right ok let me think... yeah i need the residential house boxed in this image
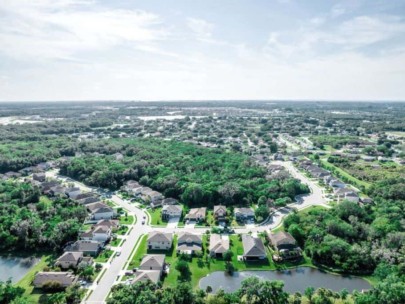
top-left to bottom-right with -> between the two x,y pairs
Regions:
50,185 -> 67,197
209,234 -> 230,257
94,219 -> 119,230
162,205 -> 182,220
33,173 -> 46,182
213,205 -> 227,222
185,207 -> 206,223
40,181 -> 59,195
86,202 -> 115,220
133,254 -> 166,284
147,231 -> 173,250
329,179 -> 345,188
268,232 -> 297,250
142,189 -> 164,204
80,225 -> 111,243
65,187 -> 81,199
77,196 -> 101,205
33,272 -> 77,288
177,232 -> 202,254
162,198 -> 178,205
234,208 -> 255,223
241,235 -> 266,260
65,240 -> 102,256
55,252 -> 84,269
334,187 -> 359,203
124,180 -> 143,195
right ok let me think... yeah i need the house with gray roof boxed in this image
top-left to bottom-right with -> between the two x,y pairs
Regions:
234,207 -> 255,223
147,231 -> 173,250
268,232 -> 297,250
132,254 -> 166,285
55,252 -> 83,269
162,205 -> 182,220
64,240 -> 102,256
33,272 -> 77,288
177,232 -> 202,254
242,235 -> 266,260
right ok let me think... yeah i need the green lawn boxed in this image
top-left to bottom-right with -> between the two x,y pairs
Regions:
148,208 -> 167,227
119,215 -> 135,225
110,238 -> 123,247
15,255 -> 53,304
115,225 -> 129,236
94,249 -> 114,263
127,235 -> 148,269
320,159 -> 371,189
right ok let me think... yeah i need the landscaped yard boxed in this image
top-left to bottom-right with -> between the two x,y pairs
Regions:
95,249 -> 114,263
115,225 -> 129,236
110,237 -> 123,247
119,215 -> 135,225
148,208 -> 167,227
16,255 -> 53,304
127,235 -> 148,269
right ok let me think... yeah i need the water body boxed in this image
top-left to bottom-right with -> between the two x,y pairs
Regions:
199,267 -> 371,294
0,256 -> 39,283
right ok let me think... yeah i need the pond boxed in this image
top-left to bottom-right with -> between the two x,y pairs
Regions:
199,267 -> 371,294
0,256 -> 39,283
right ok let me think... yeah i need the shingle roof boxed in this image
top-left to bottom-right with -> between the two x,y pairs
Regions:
209,234 -> 229,254
268,232 -> 296,247
242,235 -> 266,257
132,270 -> 161,284
148,231 -> 173,243
56,251 -> 83,263
177,232 -> 202,244
33,272 -> 77,287
139,254 -> 165,270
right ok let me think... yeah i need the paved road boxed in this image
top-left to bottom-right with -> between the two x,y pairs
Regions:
46,160 -> 330,303
85,195 -> 150,304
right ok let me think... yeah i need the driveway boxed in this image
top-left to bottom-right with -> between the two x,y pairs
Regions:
167,217 -> 180,228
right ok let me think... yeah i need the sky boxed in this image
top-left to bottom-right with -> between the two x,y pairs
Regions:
0,0 -> 405,102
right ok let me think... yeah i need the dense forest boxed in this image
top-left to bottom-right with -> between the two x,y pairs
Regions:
0,181 -> 87,251
59,138 -> 308,207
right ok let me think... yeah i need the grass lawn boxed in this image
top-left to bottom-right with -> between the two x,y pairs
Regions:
115,225 -> 129,236
119,215 -> 135,225
127,235 -> 148,269
16,255 -> 53,304
148,208 -> 167,227
110,238 -> 123,247
320,159 -> 371,189
95,249 -> 114,263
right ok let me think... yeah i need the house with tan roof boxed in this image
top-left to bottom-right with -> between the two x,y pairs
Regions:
132,254 -> 166,285
209,234 -> 230,257
55,252 -> 83,269
268,232 -> 297,250
185,207 -> 206,223
213,205 -> 227,222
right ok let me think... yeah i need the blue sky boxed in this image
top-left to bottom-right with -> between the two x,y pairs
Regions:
0,0 -> 404,101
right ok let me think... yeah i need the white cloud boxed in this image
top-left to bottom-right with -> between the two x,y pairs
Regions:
0,0 -> 166,60
186,18 -> 214,40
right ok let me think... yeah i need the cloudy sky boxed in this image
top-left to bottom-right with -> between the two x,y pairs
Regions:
0,0 -> 405,101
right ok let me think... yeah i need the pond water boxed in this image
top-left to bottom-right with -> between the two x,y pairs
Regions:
199,267 -> 371,294
0,256 -> 39,283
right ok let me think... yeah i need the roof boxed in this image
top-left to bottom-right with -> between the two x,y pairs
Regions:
162,198 -> 178,205
148,231 -> 173,243
95,219 -> 119,228
242,235 -> 266,257
177,232 -> 202,245
162,205 -> 182,213
234,207 -> 254,216
93,225 -> 111,234
139,254 -> 165,270
209,234 -> 230,254
213,205 -> 227,214
56,251 -> 83,263
268,232 -> 296,247
33,272 -> 76,287
186,207 -> 206,219
67,240 -> 101,252
132,270 -> 161,284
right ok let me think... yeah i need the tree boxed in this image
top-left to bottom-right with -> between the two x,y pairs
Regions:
223,250 -> 234,262
0,280 -> 25,304
175,260 -> 190,280
225,262 -> 235,275
255,205 -> 269,222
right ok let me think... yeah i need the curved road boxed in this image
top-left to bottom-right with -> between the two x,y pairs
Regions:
48,160 -> 330,303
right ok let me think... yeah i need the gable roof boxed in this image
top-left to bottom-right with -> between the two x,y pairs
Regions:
177,232 -> 202,244
242,235 -> 266,257
148,231 -> 173,243
139,254 -> 165,270
213,205 -> 227,214
234,207 -> 254,216
209,234 -> 230,254
132,270 -> 161,284
56,251 -> 83,263
162,205 -> 182,213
